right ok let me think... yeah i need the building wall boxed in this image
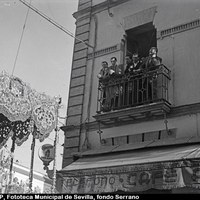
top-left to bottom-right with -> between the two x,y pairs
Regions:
82,0 -> 200,124
63,0 -> 200,167
159,28 -> 200,106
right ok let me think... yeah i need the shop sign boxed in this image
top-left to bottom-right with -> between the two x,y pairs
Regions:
63,163 -> 200,193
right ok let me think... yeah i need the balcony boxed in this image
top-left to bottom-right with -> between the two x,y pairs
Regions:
94,64 -> 171,124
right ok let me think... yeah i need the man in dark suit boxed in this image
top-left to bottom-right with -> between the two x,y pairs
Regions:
97,61 -> 110,80
109,57 -> 123,76
132,52 -> 143,74
109,57 -> 124,109
97,61 -> 110,112
124,55 -> 133,75
131,52 -> 144,105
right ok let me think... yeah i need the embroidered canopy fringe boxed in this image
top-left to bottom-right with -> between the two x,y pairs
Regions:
0,71 -> 60,148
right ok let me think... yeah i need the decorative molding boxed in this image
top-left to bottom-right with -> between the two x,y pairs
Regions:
158,19 -> 200,39
87,44 -> 121,59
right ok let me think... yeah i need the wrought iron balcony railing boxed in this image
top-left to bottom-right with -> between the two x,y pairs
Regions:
97,64 -> 171,114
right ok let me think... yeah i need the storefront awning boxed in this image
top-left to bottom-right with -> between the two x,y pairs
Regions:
60,144 -> 200,193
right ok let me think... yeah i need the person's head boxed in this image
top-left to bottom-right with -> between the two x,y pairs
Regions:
132,52 -> 139,63
149,47 -> 158,57
101,61 -> 108,68
110,57 -> 117,66
125,55 -> 132,65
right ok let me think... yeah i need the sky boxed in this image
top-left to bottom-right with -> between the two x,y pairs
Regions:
0,0 -> 78,175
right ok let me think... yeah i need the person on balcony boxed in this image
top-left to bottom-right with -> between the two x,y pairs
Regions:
145,47 -> 162,71
132,52 -> 143,75
124,53 -> 138,105
109,57 -> 123,110
97,61 -> 110,80
124,55 -> 133,106
131,52 -> 144,105
141,47 -> 163,102
109,57 -> 123,76
124,55 -> 133,75
97,61 -> 111,112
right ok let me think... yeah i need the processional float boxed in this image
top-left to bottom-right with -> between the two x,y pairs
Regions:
0,71 -> 61,193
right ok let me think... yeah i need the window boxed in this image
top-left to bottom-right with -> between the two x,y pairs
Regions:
125,22 -> 157,57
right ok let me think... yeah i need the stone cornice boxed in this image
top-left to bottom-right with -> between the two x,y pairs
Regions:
73,0 -> 131,20
74,11 -> 91,23
73,2 -> 200,39
61,102 -> 200,132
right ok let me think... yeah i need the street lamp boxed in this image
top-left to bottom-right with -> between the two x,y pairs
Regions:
38,97 -> 62,193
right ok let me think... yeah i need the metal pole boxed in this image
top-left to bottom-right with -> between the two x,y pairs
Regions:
29,130 -> 36,193
51,127 -> 58,193
6,131 -> 16,193
51,97 -> 61,194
